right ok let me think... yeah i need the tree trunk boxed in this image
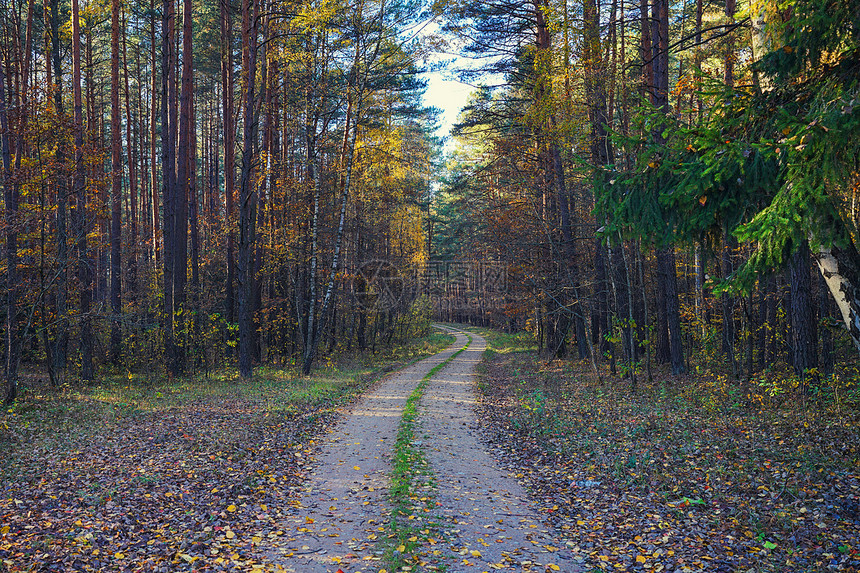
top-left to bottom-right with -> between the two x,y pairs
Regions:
110,0 -> 123,363
584,0 -> 615,368
150,0 -> 159,264
190,90 -> 201,367
814,242 -> 860,355
161,0 -> 177,373
71,0 -> 93,382
173,0 -> 192,374
656,248 -> 684,373
720,240 -> 738,375
1,61 -> 19,403
222,0 -> 236,329
650,0 -> 684,373
50,0 -> 68,376
237,0 -> 260,378
818,273 -> 834,376
790,240 -> 818,390
122,5 -> 138,299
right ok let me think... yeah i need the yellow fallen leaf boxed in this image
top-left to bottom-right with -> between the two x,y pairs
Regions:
548,565 -> 561,571
227,504 -> 237,513
252,536 -> 262,544
637,555 -> 647,563
397,544 -> 406,552
114,552 -> 125,560
353,466 -> 361,471
225,530 -> 235,539
470,550 -> 482,557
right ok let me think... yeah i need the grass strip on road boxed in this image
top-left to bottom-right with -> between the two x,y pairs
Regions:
386,330 -> 472,572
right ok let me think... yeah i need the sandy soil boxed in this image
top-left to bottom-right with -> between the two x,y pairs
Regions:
265,333 -> 468,572
419,328 -> 584,572
266,326 -> 582,572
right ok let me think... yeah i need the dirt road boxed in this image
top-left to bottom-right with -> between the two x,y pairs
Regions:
420,327 -> 583,572
267,326 -> 581,572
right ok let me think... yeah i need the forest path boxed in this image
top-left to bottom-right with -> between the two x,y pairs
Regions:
266,325 -> 582,572
264,328 -> 468,572
418,327 -> 583,572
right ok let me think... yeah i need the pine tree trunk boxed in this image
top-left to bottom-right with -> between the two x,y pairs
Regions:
122,6 -> 138,299
237,0 -> 259,378
110,0 -> 123,363
71,0 -> 93,382
50,0 -> 68,376
173,0 -> 192,374
149,0 -> 159,264
654,256 -> 670,364
658,248 -> 684,374
650,0 -> 684,373
161,0 -> 177,373
222,0 -> 236,329
190,90 -> 201,367
1,61 -> 19,403
790,240 -> 818,390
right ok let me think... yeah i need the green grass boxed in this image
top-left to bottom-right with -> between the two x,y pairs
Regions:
385,332 -> 471,571
466,326 -> 536,355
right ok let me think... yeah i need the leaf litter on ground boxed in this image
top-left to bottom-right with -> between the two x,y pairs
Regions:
473,330 -> 860,573
0,333 -> 451,572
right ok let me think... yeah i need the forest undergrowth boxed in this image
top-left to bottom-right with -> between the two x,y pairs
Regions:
0,332 -> 453,572
473,328 -> 860,573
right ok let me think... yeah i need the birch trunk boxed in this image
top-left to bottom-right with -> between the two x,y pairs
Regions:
815,244 -> 860,354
